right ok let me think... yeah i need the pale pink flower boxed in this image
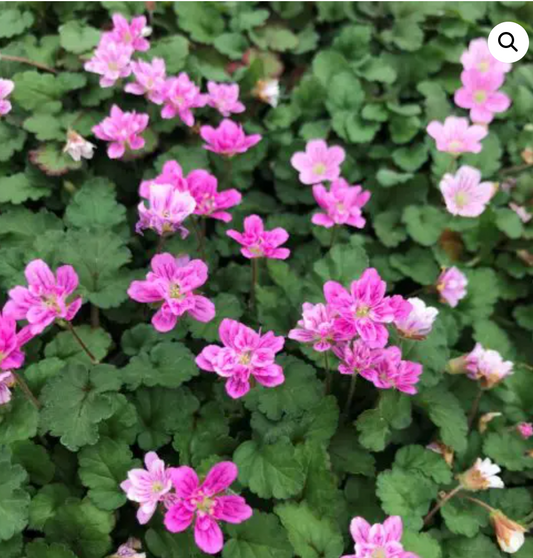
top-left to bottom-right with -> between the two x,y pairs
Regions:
0,311 -> 33,373
63,129 -> 96,162
395,297 -> 439,340
312,179 -> 371,229
121,452 -> 172,525
491,510 -> 526,554
0,79 -> 14,116
459,457 -> 504,490
426,116 -> 488,155
186,170 -> 242,222
206,82 -> 245,117
125,58 -> 167,103
164,462 -> 252,555
84,37 -> 133,88
440,166 -> 494,218
0,371 -> 15,406
342,516 -> 420,558
455,70 -> 511,124
324,268 -> 405,348
360,346 -> 422,395
288,303 -> 339,352
196,318 -> 285,399
291,140 -> 345,185
127,254 -> 215,332
160,73 -> 206,126
509,202 -> 532,224
106,13 -> 151,52
139,160 -> 188,198
461,38 -> 511,75
200,119 -> 262,157
253,79 -> 280,108
227,215 -> 290,260
110,538 -> 146,558
466,343 -> 513,389
93,105 -> 149,159
517,422 -> 533,439
437,267 -> 468,308
5,260 -> 82,335
136,184 -> 196,237
332,339 -> 381,376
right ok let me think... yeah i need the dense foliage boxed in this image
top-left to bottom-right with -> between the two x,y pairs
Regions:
1,2 -> 533,558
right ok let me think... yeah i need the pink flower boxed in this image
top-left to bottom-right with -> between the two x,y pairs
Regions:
125,58 -> 167,103
160,73 -> 206,126
206,82 -> 245,117
0,79 -> 14,116
288,303 -> 339,352
127,254 -> 215,332
455,70 -> 511,124
200,119 -> 262,157
136,184 -> 196,237
0,310 -> 33,372
333,339 -> 381,376
312,179 -> 371,229
440,166 -> 494,217
395,297 -> 439,340
187,170 -> 242,222
461,38 -> 511,75
0,371 -> 15,406
196,318 -> 285,399
342,516 -> 420,558
106,13 -> 151,52
291,140 -> 345,185
121,452 -> 172,525
93,105 -> 149,159
437,267 -> 468,308
227,215 -> 290,260
465,343 -> 513,389
509,202 -> 532,224
164,462 -> 252,555
426,116 -> 488,155
517,422 -> 533,439
84,37 -> 133,88
139,160 -> 188,198
5,260 -> 82,335
324,268 -> 404,348
360,346 -> 423,395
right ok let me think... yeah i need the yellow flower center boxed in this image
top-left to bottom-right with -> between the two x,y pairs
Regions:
448,140 -> 463,153
239,351 -> 252,365
108,62 -> 119,72
313,163 -> 326,176
152,481 -> 164,493
0,351 -> 4,363
477,61 -> 490,73
455,191 -> 469,208
197,496 -> 215,514
169,284 -> 182,299
356,305 -> 370,317
372,548 -> 387,558
474,90 -> 487,103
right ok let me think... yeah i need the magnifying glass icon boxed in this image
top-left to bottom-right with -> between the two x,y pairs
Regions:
498,31 -> 518,52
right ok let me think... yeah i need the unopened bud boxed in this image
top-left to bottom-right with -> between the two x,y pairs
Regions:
490,511 -> 526,554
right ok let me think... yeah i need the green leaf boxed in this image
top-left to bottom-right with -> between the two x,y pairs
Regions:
41,363 -> 122,451
0,122 -> 27,161
0,173 -> 50,204
29,484 -> 71,531
390,247 -> 439,285
188,293 -> 243,342
25,541 -> 78,558
11,441 -> 55,486
313,50 -> 350,86
59,21 -> 100,54
214,33 -> 249,60
45,326 -> 112,365
0,447 -> 30,541
275,502 -> 343,558
175,3 -> 225,44
250,25 -> 298,53
441,496 -> 488,536
329,427 -> 376,477
233,438 -> 306,499
377,169 -> 414,187
150,36 -> 190,73
445,534 -> 501,558
0,8 -> 34,38
30,143 -> 82,176
123,341 -> 199,389
374,210 -> 408,248
146,526 -> 202,558
402,531 -> 442,558
0,397 -> 39,445
394,445 -> 453,484
392,142 -> 429,172
483,431 -> 533,472
326,73 -> 364,113
78,437 -> 138,510
23,113 -> 65,141
313,238 -> 369,286
495,207 -> 524,239
44,498 -> 114,558
402,205 -> 447,247
223,512 -> 293,558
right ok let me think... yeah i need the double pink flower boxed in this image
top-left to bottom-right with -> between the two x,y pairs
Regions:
125,58 -> 167,104
128,254 -> 215,332
160,73 -> 207,126
200,119 -> 262,157
291,140 -> 345,185
206,82 -> 245,117
196,318 -> 285,398
227,215 -> 290,260
426,116 -> 487,155
0,79 -> 15,116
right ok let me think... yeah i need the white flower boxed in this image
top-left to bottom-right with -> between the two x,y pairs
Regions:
254,79 -> 280,108
491,511 -> 526,554
141,26 -> 152,38
466,344 -> 513,389
63,130 -> 96,162
395,297 -> 439,339
460,457 -> 505,491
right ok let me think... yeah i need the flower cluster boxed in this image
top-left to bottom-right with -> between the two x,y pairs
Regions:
291,140 -> 371,230
465,343 -> 514,389
122,454 -> 252,555
289,268 -> 432,395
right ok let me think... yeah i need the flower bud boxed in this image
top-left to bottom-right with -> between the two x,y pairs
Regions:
446,355 -> 468,375
458,458 -> 504,491
478,412 -> 502,433
490,511 -> 526,554
426,441 -> 455,467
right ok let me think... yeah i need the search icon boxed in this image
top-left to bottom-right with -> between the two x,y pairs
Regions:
498,31 -> 518,52
489,22 -> 529,63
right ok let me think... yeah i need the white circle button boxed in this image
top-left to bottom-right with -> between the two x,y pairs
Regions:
488,22 -> 529,64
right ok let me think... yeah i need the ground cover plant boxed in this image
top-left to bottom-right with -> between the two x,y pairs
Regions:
1,1 -> 533,557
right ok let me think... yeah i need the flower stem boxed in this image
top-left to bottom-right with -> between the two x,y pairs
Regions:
423,485 -> 463,526
156,234 -> 167,254
12,370 -> 41,410
324,351 -> 331,395
330,226 -> 338,248
461,495 -> 496,514
467,387 -> 484,433
343,372 -> 358,416
90,305 -> 100,329
500,162 -> 533,177
66,322 -> 99,364
190,219 -> 207,260
0,53 -> 58,74
250,258 -> 259,309
224,156 -> 233,189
